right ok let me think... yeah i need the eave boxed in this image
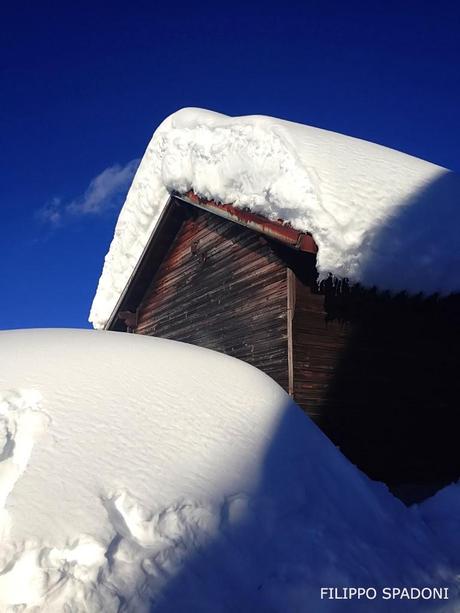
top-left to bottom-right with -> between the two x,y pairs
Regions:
179,191 -> 318,254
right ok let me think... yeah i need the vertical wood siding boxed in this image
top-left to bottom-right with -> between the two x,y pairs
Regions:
135,208 -> 290,390
292,278 -> 350,421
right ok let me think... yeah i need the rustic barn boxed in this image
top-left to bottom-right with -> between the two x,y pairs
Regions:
103,190 -> 460,498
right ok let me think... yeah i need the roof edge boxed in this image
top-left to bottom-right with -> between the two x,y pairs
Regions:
177,191 -> 318,254
104,196 -> 174,330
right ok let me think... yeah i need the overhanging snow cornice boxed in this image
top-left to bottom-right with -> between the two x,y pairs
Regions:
104,196 -> 177,330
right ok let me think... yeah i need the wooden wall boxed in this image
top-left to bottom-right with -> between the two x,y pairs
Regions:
292,279 -> 350,420
134,208 -> 290,391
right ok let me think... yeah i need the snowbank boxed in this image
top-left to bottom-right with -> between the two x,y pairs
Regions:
89,108 -> 460,329
0,328 -> 459,611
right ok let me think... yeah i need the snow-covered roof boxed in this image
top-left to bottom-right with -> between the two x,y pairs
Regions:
89,108 -> 460,329
1,328 -> 459,610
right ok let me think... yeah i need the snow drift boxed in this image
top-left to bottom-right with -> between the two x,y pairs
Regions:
89,108 -> 460,329
0,328 -> 459,611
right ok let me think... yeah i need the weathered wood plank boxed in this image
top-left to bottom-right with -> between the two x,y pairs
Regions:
134,208 -> 290,390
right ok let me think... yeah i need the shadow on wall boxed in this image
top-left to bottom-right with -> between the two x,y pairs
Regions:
145,399 -> 455,612
314,170 -> 460,499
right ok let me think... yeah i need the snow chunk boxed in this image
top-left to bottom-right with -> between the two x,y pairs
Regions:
89,108 -> 460,328
0,328 -> 459,611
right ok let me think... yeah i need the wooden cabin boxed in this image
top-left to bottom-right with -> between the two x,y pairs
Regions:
106,191 -> 460,498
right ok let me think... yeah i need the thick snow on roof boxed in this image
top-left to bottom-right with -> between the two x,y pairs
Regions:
89,108 -> 460,329
0,328 -> 459,611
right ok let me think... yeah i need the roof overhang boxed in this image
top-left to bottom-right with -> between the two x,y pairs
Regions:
179,191 -> 318,254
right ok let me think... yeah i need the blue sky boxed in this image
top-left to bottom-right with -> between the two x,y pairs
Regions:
2,0 -> 460,329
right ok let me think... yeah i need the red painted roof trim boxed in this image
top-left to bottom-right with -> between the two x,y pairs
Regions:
178,191 -> 318,254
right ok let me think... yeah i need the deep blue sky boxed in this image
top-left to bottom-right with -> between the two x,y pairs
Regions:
2,0 -> 459,329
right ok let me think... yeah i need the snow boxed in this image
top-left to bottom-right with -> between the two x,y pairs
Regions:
0,327 -> 459,611
89,108 -> 460,329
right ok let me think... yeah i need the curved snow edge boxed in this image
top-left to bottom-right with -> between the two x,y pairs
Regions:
89,107 -> 460,329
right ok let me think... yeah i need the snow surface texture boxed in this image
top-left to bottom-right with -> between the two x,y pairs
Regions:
90,108 -> 460,328
1,328 -> 460,611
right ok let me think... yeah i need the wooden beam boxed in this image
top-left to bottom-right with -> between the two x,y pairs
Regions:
287,268 -> 296,396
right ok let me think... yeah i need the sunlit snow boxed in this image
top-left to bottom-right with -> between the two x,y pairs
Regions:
90,108 -> 460,329
0,329 -> 459,611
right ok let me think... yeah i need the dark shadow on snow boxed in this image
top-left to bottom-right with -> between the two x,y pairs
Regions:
145,399 -> 458,612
